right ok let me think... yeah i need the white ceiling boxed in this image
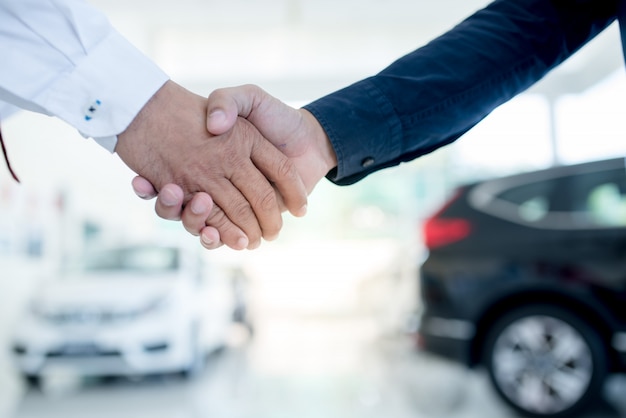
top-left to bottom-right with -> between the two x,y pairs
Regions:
93,0 -> 493,29
90,0 -> 623,102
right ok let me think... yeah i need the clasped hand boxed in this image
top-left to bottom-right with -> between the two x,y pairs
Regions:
126,83 -> 337,250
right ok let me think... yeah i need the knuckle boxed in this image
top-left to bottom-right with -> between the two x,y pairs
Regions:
238,118 -> 254,137
230,200 -> 254,223
241,83 -> 258,93
257,188 -> 278,213
275,157 -> 297,181
205,206 -> 230,229
228,201 -> 261,243
209,87 -> 227,100
204,209 -> 244,250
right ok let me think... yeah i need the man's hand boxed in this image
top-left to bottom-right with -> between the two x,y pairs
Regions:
132,84 -> 338,249
205,85 -> 337,195
116,81 -> 308,250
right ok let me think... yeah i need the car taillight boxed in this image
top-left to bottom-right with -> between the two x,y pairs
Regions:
423,217 -> 471,249
422,190 -> 471,249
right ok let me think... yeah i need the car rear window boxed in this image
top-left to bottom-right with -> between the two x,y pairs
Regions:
496,167 -> 626,228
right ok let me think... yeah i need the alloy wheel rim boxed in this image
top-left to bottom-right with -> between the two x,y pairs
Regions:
491,315 -> 593,415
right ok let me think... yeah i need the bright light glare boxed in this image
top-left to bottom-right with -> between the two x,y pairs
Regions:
557,70 -> 626,164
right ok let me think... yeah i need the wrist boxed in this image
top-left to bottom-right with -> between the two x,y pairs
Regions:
300,109 -> 337,175
115,80 -> 187,189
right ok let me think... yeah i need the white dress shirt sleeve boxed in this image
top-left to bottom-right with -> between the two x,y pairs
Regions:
0,0 -> 169,152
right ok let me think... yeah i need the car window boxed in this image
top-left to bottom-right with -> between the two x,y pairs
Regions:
497,178 -> 557,207
481,164 -> 626,229
517,196 -> 550,222
563,167 -> 626,228
497,178 -> 558,223
587,182 -> 626,227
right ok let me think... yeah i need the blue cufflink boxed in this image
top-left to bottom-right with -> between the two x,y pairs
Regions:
84,99 -> 102,121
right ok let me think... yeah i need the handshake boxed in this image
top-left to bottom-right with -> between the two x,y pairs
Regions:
116,82 -> 338,251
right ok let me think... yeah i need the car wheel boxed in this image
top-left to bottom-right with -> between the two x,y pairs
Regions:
483,305 -> 607,418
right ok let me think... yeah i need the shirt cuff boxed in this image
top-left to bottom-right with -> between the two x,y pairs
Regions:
91,135 -> 118,153
303,78 -> 403,186
39,31 -> 169,151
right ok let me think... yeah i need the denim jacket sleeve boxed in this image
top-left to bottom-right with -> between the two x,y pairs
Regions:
303,0 -> 618,185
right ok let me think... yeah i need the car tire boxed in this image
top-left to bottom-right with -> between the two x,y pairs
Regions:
483,304 -> 607,418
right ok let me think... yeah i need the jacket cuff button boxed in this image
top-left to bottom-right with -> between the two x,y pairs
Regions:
361,157 -> 375,168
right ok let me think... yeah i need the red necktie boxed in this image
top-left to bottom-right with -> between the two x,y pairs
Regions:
0,126 -> 20,182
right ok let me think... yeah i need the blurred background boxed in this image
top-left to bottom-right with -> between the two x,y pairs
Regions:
2,0 -> 626,417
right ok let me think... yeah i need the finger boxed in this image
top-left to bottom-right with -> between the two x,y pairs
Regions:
154,184 -> 185,221
199,226 -> 223,250
228,165 -> 283,242
225,121 -> 284,241
181,193 -> 214,236
132,176 -> 158,200
181,195 -> 225,250
251,137 -> 308,217
182,194 -> 251,251
203,202 -> 252,250
208,175 -> 265,249
207,88 -> 308,217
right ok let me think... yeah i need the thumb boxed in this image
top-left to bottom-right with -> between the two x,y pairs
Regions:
206,85 -> 264,135
206,107 -> 238,136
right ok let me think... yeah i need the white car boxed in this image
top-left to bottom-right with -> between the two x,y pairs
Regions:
11,243 -> 238,386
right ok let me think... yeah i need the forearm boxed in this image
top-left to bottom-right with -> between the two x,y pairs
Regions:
0,0 -> 168,150
304,0 -> 617,185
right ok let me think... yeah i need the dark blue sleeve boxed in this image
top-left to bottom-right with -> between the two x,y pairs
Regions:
303,0 -> 618,185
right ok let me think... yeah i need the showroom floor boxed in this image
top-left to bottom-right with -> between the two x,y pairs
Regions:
4,314 -> 626,418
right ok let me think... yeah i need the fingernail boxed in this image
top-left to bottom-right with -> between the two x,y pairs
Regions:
297,204 -> 307,217
191,198 -> 208,215
201,233 -> 213,247
135,189 -> 149,199
208,109 -> 226,126
161,188 -> 179,207
236,236 -> 249,250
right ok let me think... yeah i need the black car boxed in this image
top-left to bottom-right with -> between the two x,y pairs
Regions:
417,157 -> 626,418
